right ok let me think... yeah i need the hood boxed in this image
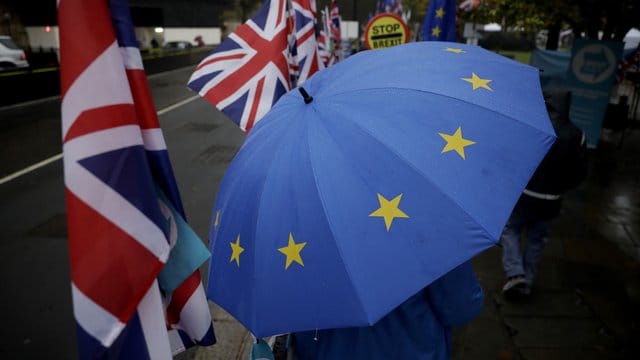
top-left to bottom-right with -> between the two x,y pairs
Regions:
543,88 -> 571,125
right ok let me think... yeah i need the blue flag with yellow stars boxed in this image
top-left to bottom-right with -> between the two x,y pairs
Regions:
420,0 -> 457,41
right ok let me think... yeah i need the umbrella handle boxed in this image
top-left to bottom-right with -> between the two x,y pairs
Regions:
298,87 -> 313,104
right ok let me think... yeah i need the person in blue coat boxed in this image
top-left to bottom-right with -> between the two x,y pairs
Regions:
291,261 -> 484,359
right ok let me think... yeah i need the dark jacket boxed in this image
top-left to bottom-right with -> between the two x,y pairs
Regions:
516,88 -> 588,221
292,261 -> 484,360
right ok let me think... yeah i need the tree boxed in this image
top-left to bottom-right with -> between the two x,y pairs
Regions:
457,0 -> 639,50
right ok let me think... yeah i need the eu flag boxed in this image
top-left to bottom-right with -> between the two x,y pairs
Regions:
420,0 -> 457,41
205,42 -> 556,338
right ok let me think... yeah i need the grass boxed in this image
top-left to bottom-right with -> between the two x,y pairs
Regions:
496,50 -> 532,65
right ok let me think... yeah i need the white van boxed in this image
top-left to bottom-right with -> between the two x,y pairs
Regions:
0,35 -> 29,69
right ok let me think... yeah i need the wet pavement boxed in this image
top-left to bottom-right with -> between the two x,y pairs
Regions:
453,125 -> 640,360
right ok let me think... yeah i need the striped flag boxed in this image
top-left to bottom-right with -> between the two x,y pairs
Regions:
291,0 -> 324,85
459,0 -> 483,12
320,7 -> 337,67
188,0 -> 292,132
376,0 -> 411,23
329,0 -> 342,61
317,26 -> 333,68
60,0 -> 214,358
109,0 -> 216,352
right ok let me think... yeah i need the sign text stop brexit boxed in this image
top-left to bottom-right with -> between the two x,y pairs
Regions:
364,13 -> 409,50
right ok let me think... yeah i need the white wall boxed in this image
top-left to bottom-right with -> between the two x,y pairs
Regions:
163,27 -> 221,46
341,21 -> 359,40
135,27 -> 157,48
25,26 -> 60,50
25,25 -> 222,50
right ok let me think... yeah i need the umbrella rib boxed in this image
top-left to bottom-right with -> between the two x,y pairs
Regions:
250,109 -> 303,326
321,95 -> 500,244
321,86 -> 551,137
304,105 -> 371,322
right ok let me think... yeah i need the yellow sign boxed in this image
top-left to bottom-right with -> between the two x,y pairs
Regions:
364,13 -> 409,50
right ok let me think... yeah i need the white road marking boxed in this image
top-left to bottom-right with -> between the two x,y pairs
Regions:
0,95 -> 200,185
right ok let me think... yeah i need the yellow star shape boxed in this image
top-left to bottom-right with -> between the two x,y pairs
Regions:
435,7 -> 445,18
431,26 -> 441,38
213,210 -> 220,229
369,193 -> 409,232
461,73 -> 493,91
278,233 -> 306,270
439,127 -> 476,159
445,47 -> 464,54
229,235 -> 244,267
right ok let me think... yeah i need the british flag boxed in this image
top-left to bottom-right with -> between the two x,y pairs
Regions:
188,0 -> 292,132
60,0 -> 214,358
376,0 -> 410,23
291,0 -> 324,85
377,0 -> 401,14
459,0 -> 483,12
317,27 -> 333,68
319,7 -> 337,67
329,0 -> 342,60
617,47 -> 640,83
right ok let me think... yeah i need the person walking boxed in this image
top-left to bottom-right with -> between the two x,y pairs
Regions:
501,87 -> 588,299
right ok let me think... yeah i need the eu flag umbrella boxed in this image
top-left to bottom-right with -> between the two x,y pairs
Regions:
208,41 -> 555,337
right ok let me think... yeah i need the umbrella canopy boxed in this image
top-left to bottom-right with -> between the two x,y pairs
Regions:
208,41 -> 555,337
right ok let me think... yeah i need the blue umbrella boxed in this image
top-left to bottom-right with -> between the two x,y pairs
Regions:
208,41 -> 555,337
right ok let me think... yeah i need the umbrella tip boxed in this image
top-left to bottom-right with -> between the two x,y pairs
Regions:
299,87 -> 313,104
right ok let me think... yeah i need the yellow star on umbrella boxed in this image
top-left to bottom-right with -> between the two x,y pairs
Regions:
431,26 -> 441,38
278,233 -> 306,270
229,235 -> 244,267
461,73 -> 493,91
435,7 -> 445,18
369,193 -> 409,232
444,47 -> 464,54
439,127 -> 476,159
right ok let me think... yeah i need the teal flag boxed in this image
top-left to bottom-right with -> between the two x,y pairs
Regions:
250,339 -> 275,360
566,39 -> 623,148
420,0 -> 456,41
156,186 -> 210,293
530,49 -> 571,90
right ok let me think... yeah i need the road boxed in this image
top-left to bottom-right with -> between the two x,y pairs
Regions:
0,67 -> 246,359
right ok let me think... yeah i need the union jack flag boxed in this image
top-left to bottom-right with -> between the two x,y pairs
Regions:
188,0 -> 292,132
329,0 -> 342,60
291,0 -> 324,85
317,26 -> 333,67
459,0 -> 482,12
60,0 -> 214,358
319,7 -> 337,67
617,47 -> 640,82
377,0 -> 402,14
376,0 -> 411,23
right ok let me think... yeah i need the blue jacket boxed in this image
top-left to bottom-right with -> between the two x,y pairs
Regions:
292,261 -> 484,359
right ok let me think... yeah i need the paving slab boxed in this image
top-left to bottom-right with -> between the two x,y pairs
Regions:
453,296 -> 520,360
519,347 -> 625,360
496,290 -> 591,318
189,306 -> 251,360
506,317 -> 614,350
578,287 -> 640,347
